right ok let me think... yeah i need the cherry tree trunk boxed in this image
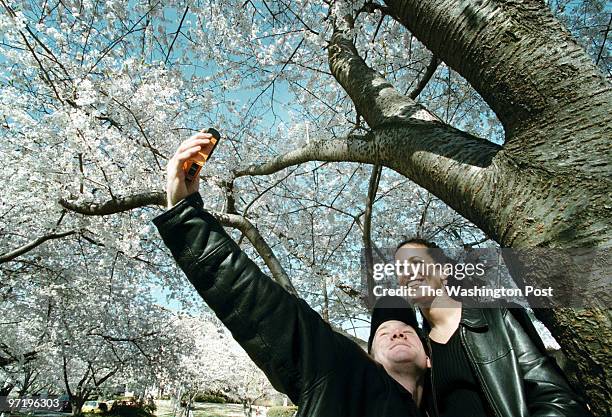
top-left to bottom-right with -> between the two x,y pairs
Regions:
327,1 -> 611,414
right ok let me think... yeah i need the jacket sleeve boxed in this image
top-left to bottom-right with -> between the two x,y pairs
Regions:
153,192 -> 345,403
502,308 -> 591,417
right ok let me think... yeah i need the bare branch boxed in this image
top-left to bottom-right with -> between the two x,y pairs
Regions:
87,1 -> 162,74
416,194 -> 432,236
62,356 -> 73,399
0,1 -> 66,103
92,366 -> 118,387
242,167 -> 299,216
165,6 -> 189,64
88,331 -> 160,343
408,55 -> 440,100
277,0 -> 320,36
111,97 -> 166,166
596,13 -> 611,66
59,192 -> 166,215
244,37 -> 305,117
0,230 -> 77,263
362,164 -> 382,309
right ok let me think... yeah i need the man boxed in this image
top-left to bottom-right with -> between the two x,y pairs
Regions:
395,238 -> 591,417
153,134 -> 430,417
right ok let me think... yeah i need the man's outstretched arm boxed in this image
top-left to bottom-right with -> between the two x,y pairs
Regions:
153,134 -> 349,403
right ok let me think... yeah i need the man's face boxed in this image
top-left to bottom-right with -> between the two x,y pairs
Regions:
395,242 -> 446,305
371,320 -> 429,375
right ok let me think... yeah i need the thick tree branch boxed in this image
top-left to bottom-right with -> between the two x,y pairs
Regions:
325,26 -> 505,208
235,133 -> 380,177
236,127 -> 501,244
328,29 -> 440,128
325,19 -> 609,248
382,0 -> 612,139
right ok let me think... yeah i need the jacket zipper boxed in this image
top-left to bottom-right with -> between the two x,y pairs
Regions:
460,326 -> 501,417
426,337 -> 440,417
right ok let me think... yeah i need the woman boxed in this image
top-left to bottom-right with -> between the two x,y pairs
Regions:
394,238 -> 590,417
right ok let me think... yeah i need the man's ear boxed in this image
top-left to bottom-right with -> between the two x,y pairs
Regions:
426,356 -> 432,369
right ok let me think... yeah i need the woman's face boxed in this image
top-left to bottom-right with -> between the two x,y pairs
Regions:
395,242 -> 447,305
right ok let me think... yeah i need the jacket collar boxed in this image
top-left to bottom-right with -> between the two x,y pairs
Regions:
460,308 -> 488,329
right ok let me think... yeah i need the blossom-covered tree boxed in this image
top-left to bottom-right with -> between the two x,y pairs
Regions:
171,315 -> 275,417
1,0 -> 610,414
0,243 -> 188,414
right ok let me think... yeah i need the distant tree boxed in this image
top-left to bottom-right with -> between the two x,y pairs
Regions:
171,315 -> 274,417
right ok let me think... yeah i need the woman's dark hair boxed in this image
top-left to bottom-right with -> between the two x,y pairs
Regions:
395,237 -> 440,251
395,237 -> 452,265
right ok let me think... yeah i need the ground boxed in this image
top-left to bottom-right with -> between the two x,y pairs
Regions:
155,400 -> 266,417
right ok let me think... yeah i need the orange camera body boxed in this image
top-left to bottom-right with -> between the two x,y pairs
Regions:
183,127 -> 221,182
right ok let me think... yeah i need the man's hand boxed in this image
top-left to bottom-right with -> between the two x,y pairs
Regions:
166,130 -> 214,208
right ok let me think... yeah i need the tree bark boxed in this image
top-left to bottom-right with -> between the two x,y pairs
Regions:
383,0 -> 611,140
71,396 -> 86,416
327,19 -> 610,249
362,165 -> 382,310
325,1 -> 612,413
0,383 -> 14,396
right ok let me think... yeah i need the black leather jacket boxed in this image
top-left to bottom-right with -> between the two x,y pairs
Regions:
153,193 -> 423,417
424,305 -> 591,417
